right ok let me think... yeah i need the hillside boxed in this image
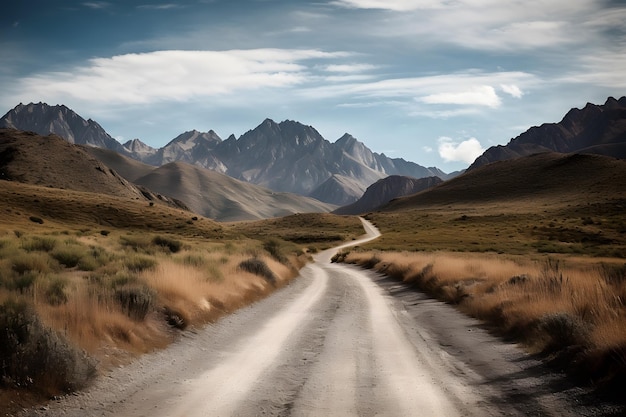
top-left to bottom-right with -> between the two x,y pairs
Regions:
0,129 -> 187,210
334,175 -> 442,215
469,96 -> 626,170
133,162 -> 336,222
384,152 -> 626,211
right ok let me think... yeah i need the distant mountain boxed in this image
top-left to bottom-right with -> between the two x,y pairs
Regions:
0,102 -> 126,153
0,103 -> 449,205
334,175 -> 442,215
469,96 -> 626,170
85,147 -> 335,221
382,152 -> 626,212
0,129 -> 186,210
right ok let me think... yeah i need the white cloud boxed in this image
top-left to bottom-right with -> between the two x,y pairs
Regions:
438,136 -> 485,164
423,146 -> 433,153
82,2 -> 110,9
324,64 -> 377,73
420,85 -> 501,108
13,49 -> 351,105
500,84 -> 523,98
330,0 -> 444,11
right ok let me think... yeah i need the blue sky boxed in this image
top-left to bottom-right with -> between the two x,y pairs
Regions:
1,0 -> 624,172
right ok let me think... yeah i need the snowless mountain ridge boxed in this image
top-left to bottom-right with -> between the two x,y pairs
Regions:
0,103 -> 448,205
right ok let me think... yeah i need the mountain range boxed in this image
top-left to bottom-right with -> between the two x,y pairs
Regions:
0,103 -> 448,205
469,96 -> 626,170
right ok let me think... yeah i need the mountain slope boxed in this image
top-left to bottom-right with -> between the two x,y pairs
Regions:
0,103 -> 126,153
0,129 -> 187,210
133,161 -> 335,222
334,175 -> 443,215
382,152 -> 626,211
0,104 -> 449,205
469,96 -> 626,170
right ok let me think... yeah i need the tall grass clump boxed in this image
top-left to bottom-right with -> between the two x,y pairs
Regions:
0,297 -> 96,397
152,235 -> 182,253
238,258 -> 277,285
21,236 -> 57,252
341,250 -> 626,391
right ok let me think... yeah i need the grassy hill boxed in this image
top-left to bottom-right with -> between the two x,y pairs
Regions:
364,152 -> 626,256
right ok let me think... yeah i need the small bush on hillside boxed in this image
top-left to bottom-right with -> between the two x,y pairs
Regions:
44,277 -> 68,306
0,298 -> 96,396
152,235 -> 182,253
21,236 -> 57,252
115,286 -> 155,320
119,235 -> 154,254
238,258 -> 277,285
11,252 -> 57,275
28,216 -> 44,224
263,238 -> 287,264
51,244 -> 87,268
124,255 -> 157,272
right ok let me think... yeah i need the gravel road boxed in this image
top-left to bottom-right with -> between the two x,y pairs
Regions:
21,219 -> 620,416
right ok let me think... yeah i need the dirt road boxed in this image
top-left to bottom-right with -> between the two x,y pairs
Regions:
23,219 -> 616,416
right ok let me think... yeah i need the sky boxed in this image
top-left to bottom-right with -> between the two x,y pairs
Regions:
1,1 -> 624,172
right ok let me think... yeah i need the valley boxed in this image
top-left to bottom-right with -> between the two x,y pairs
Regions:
1,96 -> 625,415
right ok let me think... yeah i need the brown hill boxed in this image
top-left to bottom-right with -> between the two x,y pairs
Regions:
0,129 -> 186,210
469,96 -> 626,170
83,146 -> 336,221
133,162 -> 336,222
382,152 -> 626,211
334,175 -> 442,215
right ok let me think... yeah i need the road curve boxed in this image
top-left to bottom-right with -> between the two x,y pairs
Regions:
24,218 -> 604,417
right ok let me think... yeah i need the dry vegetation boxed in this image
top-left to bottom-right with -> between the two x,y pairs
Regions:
334,190 -> 626,395
0,180 -> 364,413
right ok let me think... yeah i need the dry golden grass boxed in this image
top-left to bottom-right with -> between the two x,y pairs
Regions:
0,179 -> 352,412
341,249 -> 626,391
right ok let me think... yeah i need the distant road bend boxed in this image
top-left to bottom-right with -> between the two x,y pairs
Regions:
28,218 -> 598,417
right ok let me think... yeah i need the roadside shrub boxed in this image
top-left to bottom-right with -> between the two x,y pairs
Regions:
263,238 -> 287,263
238,258 -> 277,285
0,298 -> 96,396
115,286 -> 155,321
537,312 -> 590,354
152,235 -> 182,253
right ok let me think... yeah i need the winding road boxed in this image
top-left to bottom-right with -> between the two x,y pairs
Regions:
25,219 -> 611,416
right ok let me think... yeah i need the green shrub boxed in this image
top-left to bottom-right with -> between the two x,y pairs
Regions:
21,236 -> 57,252
51,244 -> 87,268
115,286 -> 155,321
10,271 -> 38,293
238,258 -> 277,285
0,298 -> 96,396
152,236 -> 182,253
119,235 -> 153,254
11,252 -> 57,274
263,238 -> 287,264
44,277 -> 68,306
537,312 -> 590,353
124,255 -> 157,272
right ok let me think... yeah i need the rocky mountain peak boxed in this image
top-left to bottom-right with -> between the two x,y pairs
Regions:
468,96 -> 626,170
0,102 -> 125,152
